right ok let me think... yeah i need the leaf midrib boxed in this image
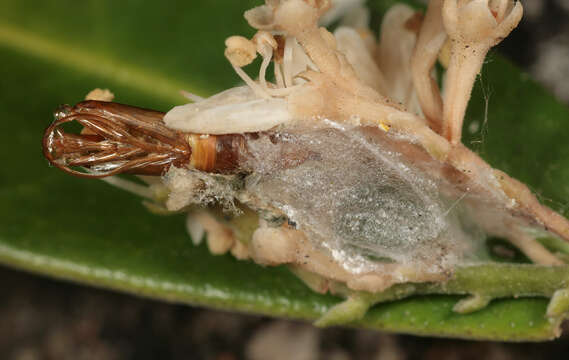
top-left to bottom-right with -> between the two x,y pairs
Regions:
0,22 -> 192,103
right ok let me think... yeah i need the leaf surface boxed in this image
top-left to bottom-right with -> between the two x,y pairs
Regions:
1,0 -> 568,341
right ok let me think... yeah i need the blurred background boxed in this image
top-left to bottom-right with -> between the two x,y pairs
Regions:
2,0 -> 569,359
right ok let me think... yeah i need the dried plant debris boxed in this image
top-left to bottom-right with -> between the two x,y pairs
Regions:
43,0 -> 569,333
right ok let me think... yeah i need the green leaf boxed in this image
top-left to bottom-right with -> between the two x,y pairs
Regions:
1,0 -> 568,341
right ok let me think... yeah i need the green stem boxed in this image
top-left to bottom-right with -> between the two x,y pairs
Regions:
320,264 -> 569,327
368,264 -> 569,303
